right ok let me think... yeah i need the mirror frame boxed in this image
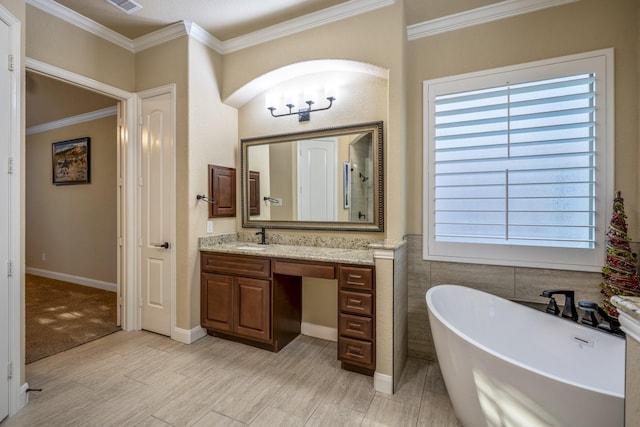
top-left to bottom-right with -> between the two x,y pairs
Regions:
241,121 -> 384,232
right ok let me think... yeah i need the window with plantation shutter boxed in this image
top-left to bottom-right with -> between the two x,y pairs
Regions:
423,50 -> 613,271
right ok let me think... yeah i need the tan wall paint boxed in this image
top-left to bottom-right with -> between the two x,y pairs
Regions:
25,115 -> 118,283
407,0 -> 640,239
135,37 -> 191,328
25,5 -> 134,92
187,38 -> 238,328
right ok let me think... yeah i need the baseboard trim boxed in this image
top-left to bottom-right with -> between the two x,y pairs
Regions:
25,267 -> 117,292
172,326 -> 207,344
374,372 -> 393,394
301,322 -> 337,342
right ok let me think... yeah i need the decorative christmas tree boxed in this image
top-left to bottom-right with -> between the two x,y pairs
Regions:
600,191 -> 640,318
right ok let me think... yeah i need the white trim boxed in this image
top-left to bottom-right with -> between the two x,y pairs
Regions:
26,57 -> 132,99
407,0 -> 579,40
422,48 -> 614,272
301,322 -> 338,342
373,249 -> 395,260
172,326 -> 207,344
374,372 -> 393,394
1,3 -> 24,416
132,21 -> 189,53
26,0 -> 133,51
26,106 -> 117,135
25,267 -> 117,292
220,0 -> 394,54
27,0 -> 393,55
184,21 -> 224,54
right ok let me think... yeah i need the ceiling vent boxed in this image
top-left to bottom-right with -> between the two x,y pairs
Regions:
105,0 -> 143,15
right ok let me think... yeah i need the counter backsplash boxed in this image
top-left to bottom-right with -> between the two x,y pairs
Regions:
199,232 -> 379,250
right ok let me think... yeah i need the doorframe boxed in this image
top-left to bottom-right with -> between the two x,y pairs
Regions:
24,58 -> 140,332
2,4 -> 24,417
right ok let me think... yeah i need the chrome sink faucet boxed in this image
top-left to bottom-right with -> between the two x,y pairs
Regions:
541,290 -> 578,322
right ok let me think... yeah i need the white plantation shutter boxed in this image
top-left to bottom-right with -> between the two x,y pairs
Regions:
423,50 -> 613,271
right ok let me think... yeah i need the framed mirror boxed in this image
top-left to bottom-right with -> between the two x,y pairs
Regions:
241,121 -> 383,231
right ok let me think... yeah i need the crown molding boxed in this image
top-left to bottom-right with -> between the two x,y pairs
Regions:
220,0 -> 395,54
27,0 -> 393,55
407,0 -> 579,40
184,21 -> 225,54
26,106 -> 117,135
26,0 -> 134,51
132,21 -> 189,53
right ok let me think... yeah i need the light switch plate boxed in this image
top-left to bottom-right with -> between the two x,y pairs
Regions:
206,220 -> 213,233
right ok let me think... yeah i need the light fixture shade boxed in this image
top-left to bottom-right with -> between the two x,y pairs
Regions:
284,90 -> 297,107
303,87 -> 318,103
324,83 -> 337,100
265,93 -> 277,109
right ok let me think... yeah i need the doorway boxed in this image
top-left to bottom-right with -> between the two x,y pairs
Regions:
25,71 -> 121,362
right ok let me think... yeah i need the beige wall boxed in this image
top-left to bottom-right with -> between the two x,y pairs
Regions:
25,115 -> 118,283
186,37 -> 238,328
26,5 -> 135,92
407,0 -> 640,238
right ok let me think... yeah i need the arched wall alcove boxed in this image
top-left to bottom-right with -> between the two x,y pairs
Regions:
229,59 -> 390,235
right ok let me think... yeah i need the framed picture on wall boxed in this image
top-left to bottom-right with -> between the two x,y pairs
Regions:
52,137 -> 90,185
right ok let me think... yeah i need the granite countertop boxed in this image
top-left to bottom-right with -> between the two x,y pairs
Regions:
611,295 -> 640,342
200,240 -> 376,266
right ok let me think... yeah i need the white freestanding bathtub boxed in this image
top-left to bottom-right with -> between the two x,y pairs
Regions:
426,284 -> 625,427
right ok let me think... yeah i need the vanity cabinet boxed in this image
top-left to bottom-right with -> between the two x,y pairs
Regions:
200,252 -> 301,351
200,250 -> 376,375
338,265 -> 375,374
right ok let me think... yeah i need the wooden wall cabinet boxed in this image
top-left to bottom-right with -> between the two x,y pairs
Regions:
208,164 -> 236,218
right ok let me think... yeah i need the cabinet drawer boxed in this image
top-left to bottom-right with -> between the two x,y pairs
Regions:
339,313 -> 373,341
339,290 -> 373,316
339,336 -> 373,366
273,260 -> 335,279
201,252 -> 271,278
339,266 -> 373,291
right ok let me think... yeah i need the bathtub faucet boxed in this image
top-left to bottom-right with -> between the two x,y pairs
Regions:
541,290 -> 578,322
578,301 -> 623,336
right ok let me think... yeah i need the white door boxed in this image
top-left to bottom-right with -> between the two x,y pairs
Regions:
297,139 -> 337,221
139,89 -> 175,336
0,15 -> 10,422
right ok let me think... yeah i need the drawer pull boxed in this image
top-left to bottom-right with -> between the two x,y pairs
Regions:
347,345 -> 363,356
349,298 -> 362,305
348,274 -> 363,279
347,321 -> 363,331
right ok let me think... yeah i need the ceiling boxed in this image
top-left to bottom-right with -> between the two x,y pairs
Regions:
53,0 -> 502,41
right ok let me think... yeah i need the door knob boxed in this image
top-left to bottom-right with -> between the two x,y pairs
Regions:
152,242 -> 170,249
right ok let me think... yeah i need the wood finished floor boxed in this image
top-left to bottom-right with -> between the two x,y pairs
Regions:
3,331 -> 462,427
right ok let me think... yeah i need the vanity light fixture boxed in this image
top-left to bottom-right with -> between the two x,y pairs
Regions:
266,86 -> 336,122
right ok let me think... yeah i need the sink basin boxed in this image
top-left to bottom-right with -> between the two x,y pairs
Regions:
235,245 -> 267,251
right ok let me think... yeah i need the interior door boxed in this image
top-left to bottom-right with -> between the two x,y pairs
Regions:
297,138 -> 337,221
139,89 -> 175,336
0,15 -> 10,422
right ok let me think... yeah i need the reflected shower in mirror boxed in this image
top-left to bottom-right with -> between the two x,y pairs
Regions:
241,121 -> 383,231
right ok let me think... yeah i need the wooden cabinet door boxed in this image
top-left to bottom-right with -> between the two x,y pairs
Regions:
201,273 -> 233,332
235,277 -> 271,342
